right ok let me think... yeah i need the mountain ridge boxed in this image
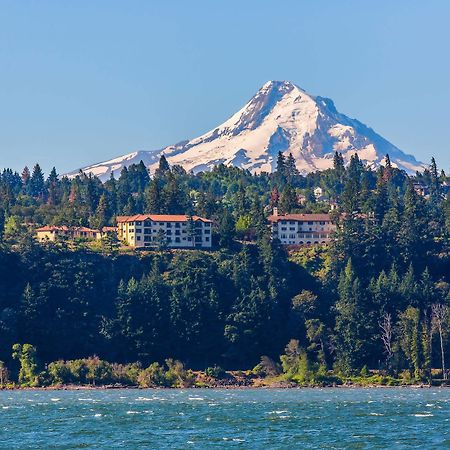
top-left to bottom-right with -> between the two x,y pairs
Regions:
67,81 -> 425,180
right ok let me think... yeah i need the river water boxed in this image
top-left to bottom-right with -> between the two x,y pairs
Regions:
0,388 -> 448,449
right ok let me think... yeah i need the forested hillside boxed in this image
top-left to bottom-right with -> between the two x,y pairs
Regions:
0,153 -> 449,384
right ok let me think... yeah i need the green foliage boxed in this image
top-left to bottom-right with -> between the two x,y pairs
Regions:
0,156 -> 449,381
205,365 -> 226,379
252,356 -> 281,377
12,344 -> 39,387
280,339 -> 315,383
138,362 -> 167,387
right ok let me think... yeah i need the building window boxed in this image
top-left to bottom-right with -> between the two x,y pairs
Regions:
136,229 -> 142,234
205,237 -> 210,242
204,229 -> 210,234
137,236 -> 141,241
175,237 -> 180,243
175,223 -> 181,228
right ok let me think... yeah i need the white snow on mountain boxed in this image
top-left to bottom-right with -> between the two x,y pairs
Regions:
67,81 -> 425,180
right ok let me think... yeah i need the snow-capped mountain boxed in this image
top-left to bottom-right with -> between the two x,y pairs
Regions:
68,81 -> 424,180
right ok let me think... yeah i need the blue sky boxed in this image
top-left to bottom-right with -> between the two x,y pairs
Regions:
1,0 -> 449,174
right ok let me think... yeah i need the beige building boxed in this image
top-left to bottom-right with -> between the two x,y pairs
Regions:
36,225 -> 101,242
116,214 -> 213,249
268,209 -> 335,246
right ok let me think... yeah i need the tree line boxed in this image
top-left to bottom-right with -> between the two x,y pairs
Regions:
0,152 -> 449,383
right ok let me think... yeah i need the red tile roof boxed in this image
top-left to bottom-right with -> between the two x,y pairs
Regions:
36,225 -> 70,232
36,225 -> 99,233
116,214 -> 212,223
268,213 -> 332,222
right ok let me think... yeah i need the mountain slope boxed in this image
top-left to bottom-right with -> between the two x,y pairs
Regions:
68,81 -> 424,180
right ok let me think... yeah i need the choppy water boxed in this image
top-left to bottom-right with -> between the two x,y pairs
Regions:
0,388 -> 449,449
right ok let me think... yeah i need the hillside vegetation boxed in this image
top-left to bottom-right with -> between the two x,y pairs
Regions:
0,153 -> 449,385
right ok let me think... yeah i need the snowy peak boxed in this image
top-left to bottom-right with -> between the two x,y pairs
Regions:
69,80 -> 425,180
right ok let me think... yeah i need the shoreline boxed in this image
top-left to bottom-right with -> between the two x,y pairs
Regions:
2,383 -> 448,391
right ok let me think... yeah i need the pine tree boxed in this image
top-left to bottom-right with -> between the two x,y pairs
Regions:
383,154 -> 393,182
429,157 -> 441,210
218,209 -> 235,248
145,180 -> 162,213
275,151 -> 287,180
333,152 -> 345,173
279,185 -> 297,213
399,181 -> 429,268
286,153 -> 298,181
30,164 -> 46,198
46,167 -> 59,205
334,259 -> 373,373
154,155 -> 171,178
21,166 -> 31,195
93,194 -> 109,229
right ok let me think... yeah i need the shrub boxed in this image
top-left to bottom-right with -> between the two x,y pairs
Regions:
165,359 -> 195,388
47,360 -> 73,385
280,339 -> 315,383
252,356 -> 282,377
205,365 -> 226,379
138,362 -> 167,387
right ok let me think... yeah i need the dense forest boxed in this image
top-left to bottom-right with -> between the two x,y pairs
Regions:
0,152 -> 449,385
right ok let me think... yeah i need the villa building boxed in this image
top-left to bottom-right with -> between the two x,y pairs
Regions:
116,214 -> 213,249
36,225 -> 101,242
268,208 -> 335,246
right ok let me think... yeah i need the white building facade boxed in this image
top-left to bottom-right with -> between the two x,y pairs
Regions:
117,214 -> 213,249
269,211 -> 335,246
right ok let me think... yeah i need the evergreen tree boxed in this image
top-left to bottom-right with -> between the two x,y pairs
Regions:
21,166 -> 31,195
154,155 -> 171,178
279,185 -> 297,213
145,180 -> 163,213
46,167 -> 60,205
334,260 -> 373,373
30,164 -> 46,198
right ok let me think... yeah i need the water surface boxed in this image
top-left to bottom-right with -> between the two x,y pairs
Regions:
0,388 -> 448,449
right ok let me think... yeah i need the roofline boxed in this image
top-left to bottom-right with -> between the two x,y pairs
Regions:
115,214 -> 213,223
268,214 -> 332,222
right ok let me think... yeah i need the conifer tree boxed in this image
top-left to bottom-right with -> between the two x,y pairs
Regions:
145,180 -> 163,213
21,166 -> 31,195
279,185 -> 297,213
334,259 -> 373,373
30,164 -> 46,198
